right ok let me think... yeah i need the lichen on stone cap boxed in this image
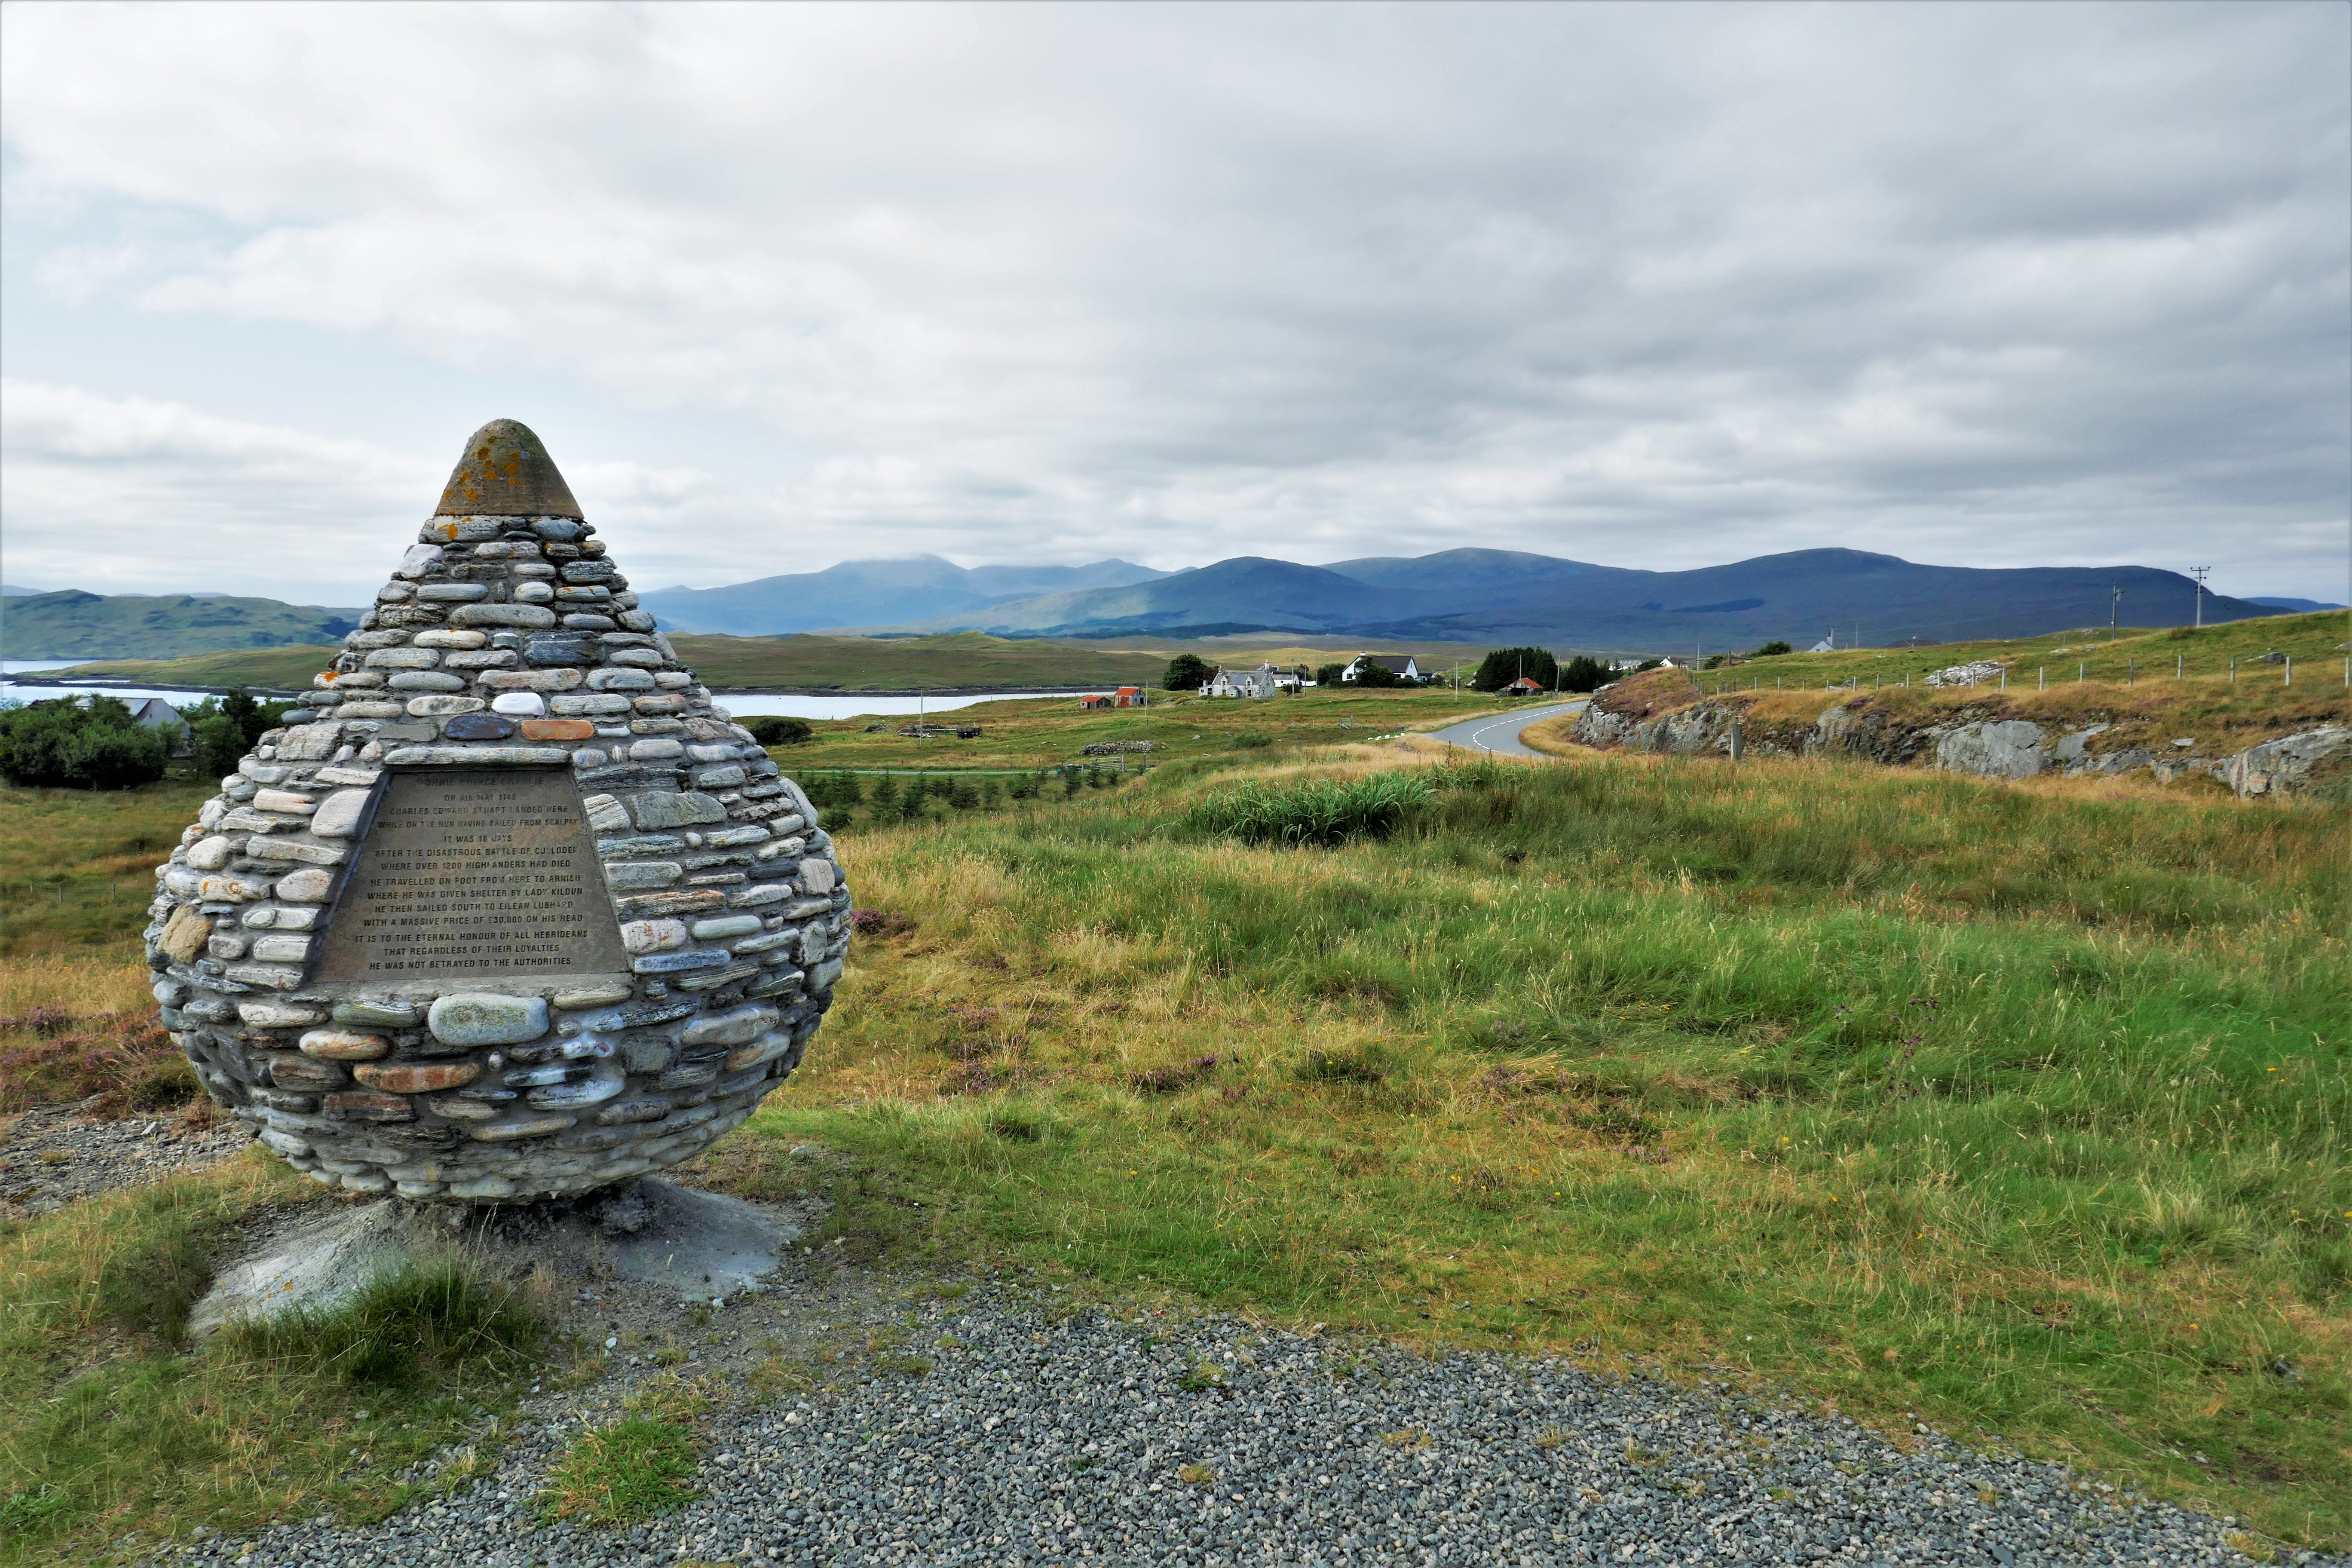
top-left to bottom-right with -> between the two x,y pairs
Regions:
434,418 -> 583,518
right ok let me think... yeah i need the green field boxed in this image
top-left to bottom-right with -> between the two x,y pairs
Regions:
766,685 -> 1498,775
3,684 -> 2346,1556
1678,608 -> 2351,695
755,746 -> 2350,1550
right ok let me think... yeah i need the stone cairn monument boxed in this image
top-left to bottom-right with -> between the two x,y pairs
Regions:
145,420 -> 848,1203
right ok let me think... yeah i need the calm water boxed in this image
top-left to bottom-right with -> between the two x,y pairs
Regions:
0,662 -> 1089,720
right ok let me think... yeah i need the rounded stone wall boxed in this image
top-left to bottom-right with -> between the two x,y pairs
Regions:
142,419 -> 850,1202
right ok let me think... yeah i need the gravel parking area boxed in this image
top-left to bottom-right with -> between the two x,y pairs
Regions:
158,1270 -> 2321,1568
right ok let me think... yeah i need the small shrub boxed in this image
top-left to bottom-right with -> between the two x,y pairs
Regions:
0,698 -> 170,790
192,714 -> 246,778
802,772 -> 865,813
742,716 -> 812,746
1176,1364 -> 1225,1393
1177,1461 -> 1217,1485
1189,772 -> 1433,848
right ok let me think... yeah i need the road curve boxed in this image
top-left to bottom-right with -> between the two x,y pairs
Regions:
1424,698 -> 1587,758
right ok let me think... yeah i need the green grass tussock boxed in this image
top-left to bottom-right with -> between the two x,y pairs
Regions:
0,1162 -> 544,1562
538,1417 -> 700,1526
1187,771 -> 1435,846
226,1257 -> 544,1392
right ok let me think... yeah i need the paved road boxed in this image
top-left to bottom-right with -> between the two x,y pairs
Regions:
1424,698 -> 1587,757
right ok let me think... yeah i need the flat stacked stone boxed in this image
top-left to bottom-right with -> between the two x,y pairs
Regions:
143,419 -> 850,1203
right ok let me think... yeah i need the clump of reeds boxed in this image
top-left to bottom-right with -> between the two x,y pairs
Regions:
1188,771 -> 1434,847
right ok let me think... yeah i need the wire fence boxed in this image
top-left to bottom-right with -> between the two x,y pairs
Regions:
1689,652 -> 2349,699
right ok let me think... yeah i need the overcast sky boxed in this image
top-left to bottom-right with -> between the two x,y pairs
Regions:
3,2 -> 2346,605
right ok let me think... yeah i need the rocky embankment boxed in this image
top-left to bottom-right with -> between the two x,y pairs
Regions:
1570,686 -> 2350,799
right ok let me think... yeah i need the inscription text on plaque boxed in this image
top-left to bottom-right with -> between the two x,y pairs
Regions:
315,769 -> 630,982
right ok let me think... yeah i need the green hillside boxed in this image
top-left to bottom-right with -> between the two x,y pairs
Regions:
43,631 -> 1177,695
0,591 -> 364,660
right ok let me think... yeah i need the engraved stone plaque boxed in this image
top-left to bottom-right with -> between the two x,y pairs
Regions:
315,768 -> 630,983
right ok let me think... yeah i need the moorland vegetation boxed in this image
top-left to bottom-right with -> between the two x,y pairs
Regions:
0,662 -> 2344,1556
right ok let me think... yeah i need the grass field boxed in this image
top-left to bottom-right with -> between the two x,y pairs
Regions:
729,747 -> 2350,1551
766,686 -> 1501,775
3,707 -> 2346,1554
1679,609 -> 2351,697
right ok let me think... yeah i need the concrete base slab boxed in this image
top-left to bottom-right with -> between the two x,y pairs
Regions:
606,1180 -> 793,1299
187,1178 -> 799,1337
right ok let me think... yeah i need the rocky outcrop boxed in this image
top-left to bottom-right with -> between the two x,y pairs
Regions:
1567,702 -> 1740,758
2226,726 -> 2352,802
1807,703 -> 1934,766
1934,720 -> 2048,780
1570,692 -> 2346,800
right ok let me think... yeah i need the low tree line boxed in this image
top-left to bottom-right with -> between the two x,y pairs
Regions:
0,687 -> 300,791
799,763 -> 1135,829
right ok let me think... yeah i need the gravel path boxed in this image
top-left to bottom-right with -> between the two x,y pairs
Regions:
158,1272 -> 2320,1568
0,1102 -> 246,1219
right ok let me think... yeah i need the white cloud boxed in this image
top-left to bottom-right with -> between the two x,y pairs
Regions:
1,2 -> 2345,599
0,380 -> 433,599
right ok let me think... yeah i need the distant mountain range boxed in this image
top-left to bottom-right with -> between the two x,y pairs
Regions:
4,551 -> 2314,662
875,548 -> 2289,651
0,590 -> 365,660
636,555 -> 1168,636
2244,596 -> 2348,613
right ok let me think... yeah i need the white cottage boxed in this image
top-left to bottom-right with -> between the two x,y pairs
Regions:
1340,653 -> 1419,683
1201,662 -> 1293,699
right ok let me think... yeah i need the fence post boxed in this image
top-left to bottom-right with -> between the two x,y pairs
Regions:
2078,662 -> 2085,683
2127,658 -> 2134,686
2230,657 -> 2236,682
1999,668 -> 2006,690
2285,655 -> 2292,686
2038,666 -> 2045,690
2176,654 -> 2183,680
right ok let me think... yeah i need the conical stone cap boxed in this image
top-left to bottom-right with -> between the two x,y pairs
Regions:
435,418 -> 583,518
